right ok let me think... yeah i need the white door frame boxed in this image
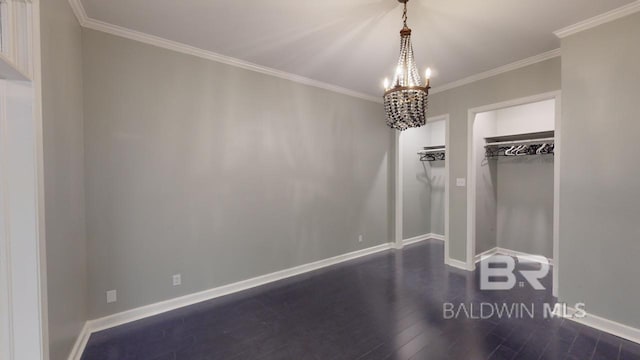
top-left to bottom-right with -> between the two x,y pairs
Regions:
394,114 -> 450,261
0,0 -> 48,359
466,91 -> 561,297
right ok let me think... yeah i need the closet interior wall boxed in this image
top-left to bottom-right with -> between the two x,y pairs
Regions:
402,119 -> 446,239
474,100 -> 555,258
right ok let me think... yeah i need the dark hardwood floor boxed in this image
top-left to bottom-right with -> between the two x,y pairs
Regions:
81,240 -> 640,360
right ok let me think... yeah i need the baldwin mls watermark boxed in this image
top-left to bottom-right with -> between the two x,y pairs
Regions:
443,302 -> 586,320
443,255 -> 586,320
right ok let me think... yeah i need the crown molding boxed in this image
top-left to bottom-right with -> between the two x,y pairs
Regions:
67,2 -> 381,104
67,0 -> 561,103
66,1 -> 564,103
65,1 -> 640,103
554,1 -> 640,38
67,0 -> 88,26
430,48 -> 561,95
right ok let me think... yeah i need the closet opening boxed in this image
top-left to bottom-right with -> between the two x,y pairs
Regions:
467,92 -> 560,297
395,114 -> 450,259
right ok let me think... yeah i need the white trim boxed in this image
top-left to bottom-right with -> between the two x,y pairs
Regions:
86,243 -> 392,333
66,0 -> 87,26
402,233 -> 445,246
445,257 -> 473,271
0,2 -> 48,358
474,247 -> 554,265
69,234 -> 453,357
444,114 -> 451,266
394,131 -> 403,249
402,234 -> 430,246
552,94 -> 562,298
33,0 -> 50,357
554,1 -> 640,38
0,79 -> 15,360
465,91 -> 561,287
69,242 -> 398,357
429,233 -> 445,241
557,306 -> 640,345
466,108 -> 476,271
65,1 -> 563,104
67,322 -> 90,360
495,247 -> 554,266
66,3 -> 380,104
474,247 -> 499,263
431,49 -> 561,95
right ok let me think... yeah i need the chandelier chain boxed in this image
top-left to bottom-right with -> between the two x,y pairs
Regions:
402,2 -> 408,27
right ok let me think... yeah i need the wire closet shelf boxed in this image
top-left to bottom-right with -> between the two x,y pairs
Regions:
418,146 -> 446,162
484,131 -> 555,158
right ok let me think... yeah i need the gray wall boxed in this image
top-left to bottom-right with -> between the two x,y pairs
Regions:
402,129 -> 431,238
560,13 -> 640,328
427,58 -> 561,262
40,0 -> 88,358
496,156 -> 554,258
474,101 -> 555,258
401,121 -> 446,239
429,161 -> 446,236
82,29 -> 391,317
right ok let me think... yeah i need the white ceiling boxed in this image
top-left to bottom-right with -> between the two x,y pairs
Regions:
80,0 -> 634,96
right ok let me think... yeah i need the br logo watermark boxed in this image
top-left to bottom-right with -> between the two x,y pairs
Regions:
480,254 -> 549,290
443,255 -> 587,321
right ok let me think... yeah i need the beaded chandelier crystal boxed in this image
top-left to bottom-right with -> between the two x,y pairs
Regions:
383,0 -> 431,131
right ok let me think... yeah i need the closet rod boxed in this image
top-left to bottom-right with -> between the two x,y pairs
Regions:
485,137 -> 555,148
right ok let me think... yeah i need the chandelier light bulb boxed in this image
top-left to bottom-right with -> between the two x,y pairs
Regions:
425,67 -> 432,80
383,78 -> 390,90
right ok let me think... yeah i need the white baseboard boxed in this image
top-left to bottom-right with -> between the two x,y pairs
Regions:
557,306 -> 640,345
402,233 -> 445,246
72,236 -> 447,357
496,247 -> 554,266
68,239 -> 640,359
401,234 -> 428,246
67,322 -> 91,360
445,257 -> 473,271
429,233 -> 445,241
70,242 -> 396,357
87,242 -> 392,333
474,247 -> 499,263
472,247 -> 554,266
69,241 -> 395,358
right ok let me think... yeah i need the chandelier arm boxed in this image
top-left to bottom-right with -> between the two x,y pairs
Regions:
384,85 -> 430,97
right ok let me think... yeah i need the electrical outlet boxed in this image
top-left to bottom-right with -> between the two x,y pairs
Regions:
456,178 -> 466,187
173,274 -> 181,286
358,235 -> 363,243
106,290 -> 117,303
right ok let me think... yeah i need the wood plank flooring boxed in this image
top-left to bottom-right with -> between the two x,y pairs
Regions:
81,240 -> 640,360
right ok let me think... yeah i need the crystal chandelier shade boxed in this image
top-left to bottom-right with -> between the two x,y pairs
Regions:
383,0 -> 430,131
392,31 -> 423,88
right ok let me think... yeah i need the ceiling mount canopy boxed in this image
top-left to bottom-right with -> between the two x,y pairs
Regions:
383,0 -> 432,131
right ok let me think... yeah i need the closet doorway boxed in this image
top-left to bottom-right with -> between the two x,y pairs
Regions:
466,92 -> 560,297
395,114 -> 450,260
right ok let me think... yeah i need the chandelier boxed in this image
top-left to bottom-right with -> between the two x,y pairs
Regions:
383,0 -> 431,131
